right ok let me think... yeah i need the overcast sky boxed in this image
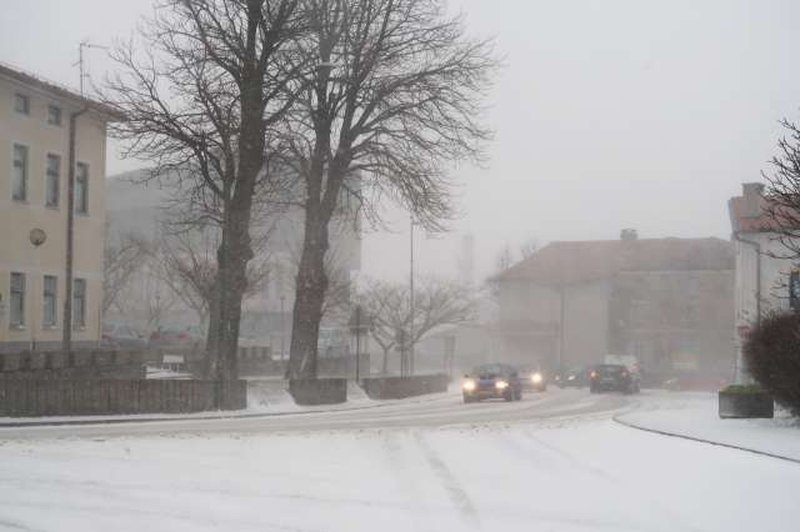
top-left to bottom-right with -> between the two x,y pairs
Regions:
3,0 -> 800,283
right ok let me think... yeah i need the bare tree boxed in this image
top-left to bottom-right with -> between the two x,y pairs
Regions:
155,230 -> 218,329
143,280 -> 178,331
358,281 -> 405,373
496,243 -> 514,273
103,228 -> 150,315
359,277 -> 475,374
104,0 -> 303,403
156,222 -> 272,330
285,234 -> 353,320
519,237 -> 539,260
763,118 -> 800,257
283,0 -> 497,378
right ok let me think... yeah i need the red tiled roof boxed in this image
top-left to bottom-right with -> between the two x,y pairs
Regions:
493,237 -> 733,285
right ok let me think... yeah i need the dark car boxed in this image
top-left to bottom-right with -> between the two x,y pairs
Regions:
462,363 -> 523,403
589,364 -> 640,394
102,323 -> 148,350
517,366 -> 547,392
148,325 -> 204,350
554,366 -> 588,388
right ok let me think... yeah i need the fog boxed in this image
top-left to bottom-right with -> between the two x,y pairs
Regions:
3,3 -> 800,528
3,0 -> 800,282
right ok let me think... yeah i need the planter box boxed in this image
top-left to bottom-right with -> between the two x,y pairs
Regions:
719,390 -> 774,419
289,378 -> 347,405
362,374 -> 449,400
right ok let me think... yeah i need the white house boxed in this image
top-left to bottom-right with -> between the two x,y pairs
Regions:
728,182 -> 797,381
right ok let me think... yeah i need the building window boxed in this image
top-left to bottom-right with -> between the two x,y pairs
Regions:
43,275 -> 57,327
12,143 -> 28,201
46,154 -> 61,207
10,273 -> 25,328
73,278 -> 86,328
75,162 -> 89,214
14,93 -> 29,115
47,105 -> 62,126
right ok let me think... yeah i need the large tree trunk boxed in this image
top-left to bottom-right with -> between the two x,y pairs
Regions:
288,211 -> 330,380
206,0 -> 265,406
206,197 -> 255,407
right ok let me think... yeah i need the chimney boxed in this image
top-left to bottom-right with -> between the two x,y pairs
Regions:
620,228 -> 638,241
742,182 -> 765,218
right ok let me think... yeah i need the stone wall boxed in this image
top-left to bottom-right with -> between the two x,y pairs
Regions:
0,379 -> 246,416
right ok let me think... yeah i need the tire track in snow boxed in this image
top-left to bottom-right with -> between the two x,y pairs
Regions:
0,519 -> 43,532
511,428 -> 706,532
412,431 -> 482,530
378,431 -> 429,531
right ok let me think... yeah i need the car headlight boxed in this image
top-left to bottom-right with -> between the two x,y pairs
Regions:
531,372 -> 543,384
567,375 -> 575,381
495,380 -> 509,390
462,379 -> 476,392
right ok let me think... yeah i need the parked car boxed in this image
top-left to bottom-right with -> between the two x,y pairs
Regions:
554,366 -> 588,388
148,325 -> 204,350
101,323 -> 148,350
589,364 -> 640,394
517,366 -> 547,392
462,363 -> 523,403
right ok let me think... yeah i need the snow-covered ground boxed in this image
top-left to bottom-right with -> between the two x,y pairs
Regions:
618,391 -> 800,461
0,391 -> 798,531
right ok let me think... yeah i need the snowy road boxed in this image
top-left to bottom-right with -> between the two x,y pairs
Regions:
0,387 -> 627,441
0,389 -> 797,531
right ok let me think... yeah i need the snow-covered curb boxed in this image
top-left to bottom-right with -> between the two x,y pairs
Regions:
615,392 -> 800,463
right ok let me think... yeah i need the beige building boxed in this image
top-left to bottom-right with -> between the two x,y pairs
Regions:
0,63 -> 121,354
492,232 -> 735,382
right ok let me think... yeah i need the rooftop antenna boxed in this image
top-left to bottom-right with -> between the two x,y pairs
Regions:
74,40 -> 107,96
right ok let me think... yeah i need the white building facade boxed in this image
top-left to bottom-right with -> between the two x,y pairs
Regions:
729,182 -> 796,381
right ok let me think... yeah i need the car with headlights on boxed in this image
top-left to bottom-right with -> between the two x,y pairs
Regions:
588,363 -> 640,394
462,363 -> 523,403
517,366 -> 547,392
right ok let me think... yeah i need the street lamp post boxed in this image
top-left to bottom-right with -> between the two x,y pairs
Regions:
280,295 -> 286,360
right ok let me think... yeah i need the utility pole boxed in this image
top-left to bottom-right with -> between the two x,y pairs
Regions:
409,215 -> 415,376
280,295 -> 286,360
355,304 -> 361,383
558,284 -> 566,372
